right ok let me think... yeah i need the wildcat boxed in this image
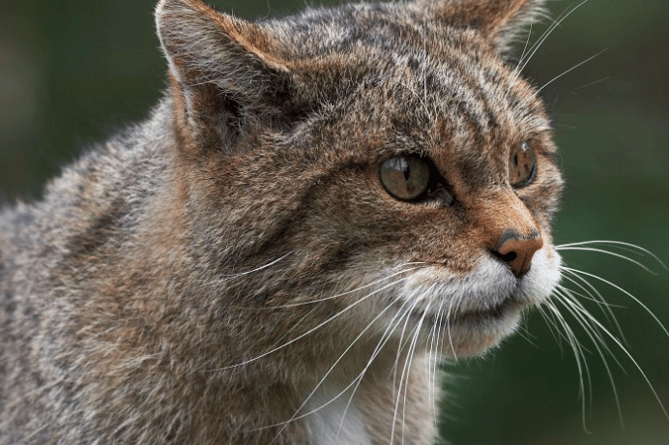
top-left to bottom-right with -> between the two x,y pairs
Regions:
0,0 -> 566,443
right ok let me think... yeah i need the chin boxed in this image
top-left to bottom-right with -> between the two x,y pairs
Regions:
433,302 -> 525,357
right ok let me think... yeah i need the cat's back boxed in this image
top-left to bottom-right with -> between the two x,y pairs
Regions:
0,199 -> 48,439
0,114 -> 171,435
0,200 -> 45,344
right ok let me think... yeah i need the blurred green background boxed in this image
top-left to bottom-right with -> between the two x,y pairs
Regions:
1,0 -> 667,443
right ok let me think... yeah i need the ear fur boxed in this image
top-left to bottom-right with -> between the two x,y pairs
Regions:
155,0 -> 296,153
414,0 -> 548,54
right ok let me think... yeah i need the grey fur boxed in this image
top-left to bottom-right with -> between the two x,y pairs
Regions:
1,0 -> 561,443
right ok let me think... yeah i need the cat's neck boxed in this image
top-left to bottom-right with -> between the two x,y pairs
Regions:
300,346 -> 439,445
305,381 -> 372,445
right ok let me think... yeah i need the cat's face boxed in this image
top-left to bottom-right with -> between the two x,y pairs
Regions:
157,0 -> 562,358
283,23 -> 563,357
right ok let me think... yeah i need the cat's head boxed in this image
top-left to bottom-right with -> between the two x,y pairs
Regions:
155,0 -> 562,359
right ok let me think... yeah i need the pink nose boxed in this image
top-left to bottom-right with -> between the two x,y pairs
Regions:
492,230 -> 543,277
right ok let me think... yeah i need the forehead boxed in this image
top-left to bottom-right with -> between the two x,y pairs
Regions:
310,33 -> 549,150
279,4 -> 554,181
377,42 -> 549,140
285,7 -> 547,128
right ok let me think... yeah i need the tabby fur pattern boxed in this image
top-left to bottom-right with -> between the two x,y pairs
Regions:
0,0 -> 564,443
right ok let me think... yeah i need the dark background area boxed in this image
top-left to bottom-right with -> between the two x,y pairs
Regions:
1,0 -> 668,443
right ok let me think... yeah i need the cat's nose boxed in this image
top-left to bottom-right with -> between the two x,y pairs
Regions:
491,230 -> 543,277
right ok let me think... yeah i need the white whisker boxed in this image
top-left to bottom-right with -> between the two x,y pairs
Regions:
219,251 -> 293,279
391,285 -> 428,393
402,301 -> 431,445
445,286 -> 467,359
390,291 -> 430,444
558,287 -> 669,421
517,19 -> 534,70
570,76 -> 611,92
514,322 -> 539,348
559,272 -> 627,343
337,296 -> 420,438
535,49 -> 607,95
266,285 -> 414,440
557,240 -> 667,269
211,274 -> 416,371
428,295 -> 447,421
535,304 -> 567,352
557,245 -> 658,275
274,264 -> 424,308
557,287 -> 626,376
563,267 -> 669,338
517,0 -> 590,73
544,298 -> 593,432
552,237 -> 669,430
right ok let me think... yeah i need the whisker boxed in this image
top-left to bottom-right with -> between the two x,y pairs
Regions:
218,251 -> 293,279
396,81 -> 435,123
535,49 -> 607,95
421,23 -> 429,110
445,287 -> 467,359
267,286 -> 414,439
391,285 -> 429,393
558,276 -> 624,309
392,297 -> 430,445
554,288 -> 625,428
560,288 -> 669,421
557,240 -> 667,269
514,322 -> 539,348
535,304 -> 568,352
517,19 -> 534,70
557,245 -> 659,275
425,297 -> 440,414
210,274 -> 415,371
389,290 -> 430,443
556,287 -> 627,373
558,273 -> 627,343
544,298 -> 593,432
517,0 -> 590,73
570,76 -> 611,92
563,267 -> 669,338
402,300 -> 431,444
429,295 -> 447,420
336,297 -> 420,438
274,264 -> 424,308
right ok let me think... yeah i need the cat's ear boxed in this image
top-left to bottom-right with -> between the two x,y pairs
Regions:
155,0 -> 300,153
415,0 -> 547,55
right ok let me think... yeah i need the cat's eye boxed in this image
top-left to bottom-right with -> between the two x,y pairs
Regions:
379,156 -> 431,201
509,141 -> 536,187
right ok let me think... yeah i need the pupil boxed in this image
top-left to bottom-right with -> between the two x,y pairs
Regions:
402,162 -> 411,181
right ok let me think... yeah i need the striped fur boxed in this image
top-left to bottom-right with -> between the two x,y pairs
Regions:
1,0 -> 563,443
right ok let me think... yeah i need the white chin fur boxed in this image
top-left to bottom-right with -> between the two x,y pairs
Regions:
384,246 -> 562,357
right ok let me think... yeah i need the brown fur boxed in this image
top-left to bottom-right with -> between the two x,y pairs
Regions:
1,0 -> 563,443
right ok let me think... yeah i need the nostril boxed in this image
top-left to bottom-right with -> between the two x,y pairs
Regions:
491,249 -> 517,264
491,230 -> 543,278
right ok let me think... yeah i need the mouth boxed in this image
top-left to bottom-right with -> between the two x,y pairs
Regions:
402,296 -> 527,357
411,295 -> 523,329
445,297 -> 520,324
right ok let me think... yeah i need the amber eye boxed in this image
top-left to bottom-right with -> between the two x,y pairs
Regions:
509,141 -> 536,187
379,156 -> 430,201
